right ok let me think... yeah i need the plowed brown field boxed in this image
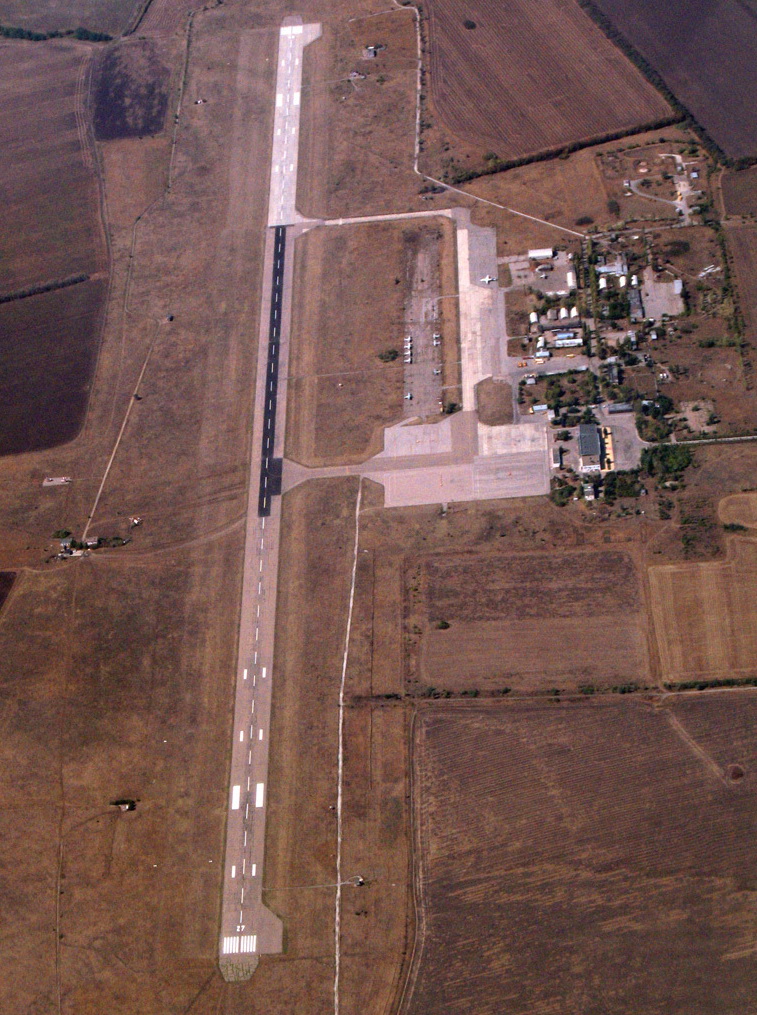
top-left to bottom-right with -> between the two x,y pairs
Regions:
406,695 -> 757,1014
425,0 -> 670,159
591,0 -> 757,159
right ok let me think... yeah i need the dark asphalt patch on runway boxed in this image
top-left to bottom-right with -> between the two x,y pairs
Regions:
258,225 -> 286,517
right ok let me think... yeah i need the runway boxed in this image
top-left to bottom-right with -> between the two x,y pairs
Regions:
218,17 -> 320,982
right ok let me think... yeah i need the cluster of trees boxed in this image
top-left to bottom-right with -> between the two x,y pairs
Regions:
0,24 -> 111,41
640,443 -> 692,478
0,273 -> 89,306
445,114 -> 683,185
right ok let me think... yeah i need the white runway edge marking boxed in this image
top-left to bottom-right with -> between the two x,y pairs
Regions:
231,785 -> 241,810
231,865 -> 236,878
334,480 -> 363,1015
255,783 -> 265,808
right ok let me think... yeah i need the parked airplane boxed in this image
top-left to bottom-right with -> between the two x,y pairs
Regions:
480,275 -> 497,285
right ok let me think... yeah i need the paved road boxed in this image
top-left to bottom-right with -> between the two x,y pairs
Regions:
218,17 -> 320,983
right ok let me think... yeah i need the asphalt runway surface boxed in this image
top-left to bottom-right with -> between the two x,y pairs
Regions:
258,225 -> 286,517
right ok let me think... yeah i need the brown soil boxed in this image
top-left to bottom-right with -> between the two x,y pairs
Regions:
423,0 -> 670,163
406,694 -> 757,1014
474,378 -> 513,426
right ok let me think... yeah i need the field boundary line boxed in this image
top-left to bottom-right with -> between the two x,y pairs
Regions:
661,709 -> 730,786
167,8 -> 196,192
334,478 -> 363,1015
81,323 -> 160,541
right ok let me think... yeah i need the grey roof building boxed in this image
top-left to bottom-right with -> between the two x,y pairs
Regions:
578,423 -> 602,474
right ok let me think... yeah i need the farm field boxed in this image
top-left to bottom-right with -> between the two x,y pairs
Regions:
0,280 -> 107,455
649,538 -> 757,683
406,548 -> 649,693
722,167 -> 757,218
0,41 -> 105,295
0,40 -> 107,454
406,696 -> 757,1015
286,218 -> 457,467
0,0 -> 142,34
590,0 -> 757,159
423,0 -> 670,163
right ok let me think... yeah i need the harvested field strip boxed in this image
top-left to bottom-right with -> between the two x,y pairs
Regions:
407,698 -> 757,1014
649,541 -> 757,681
425,0 -> 670,160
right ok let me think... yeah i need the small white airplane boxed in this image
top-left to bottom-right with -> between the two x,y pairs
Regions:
404,392 -> 413,400
480,275 -> 497,285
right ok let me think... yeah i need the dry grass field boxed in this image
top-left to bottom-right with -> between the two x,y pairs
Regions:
406,695 -> 757,1014
297,8 -> 429,219
286,218 -> 455,466
592,0 -> 757,159
649,539 -> 757,683
719,492 -> 757,529
406,548 -> 649,693
424,0 -> 670,162
0,0 -> 143,34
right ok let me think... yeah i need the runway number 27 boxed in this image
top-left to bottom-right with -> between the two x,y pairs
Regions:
237,925 -> 245,932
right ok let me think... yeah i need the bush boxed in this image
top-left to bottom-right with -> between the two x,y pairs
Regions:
378,348 -> 398,362
435,619 -> 450,630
